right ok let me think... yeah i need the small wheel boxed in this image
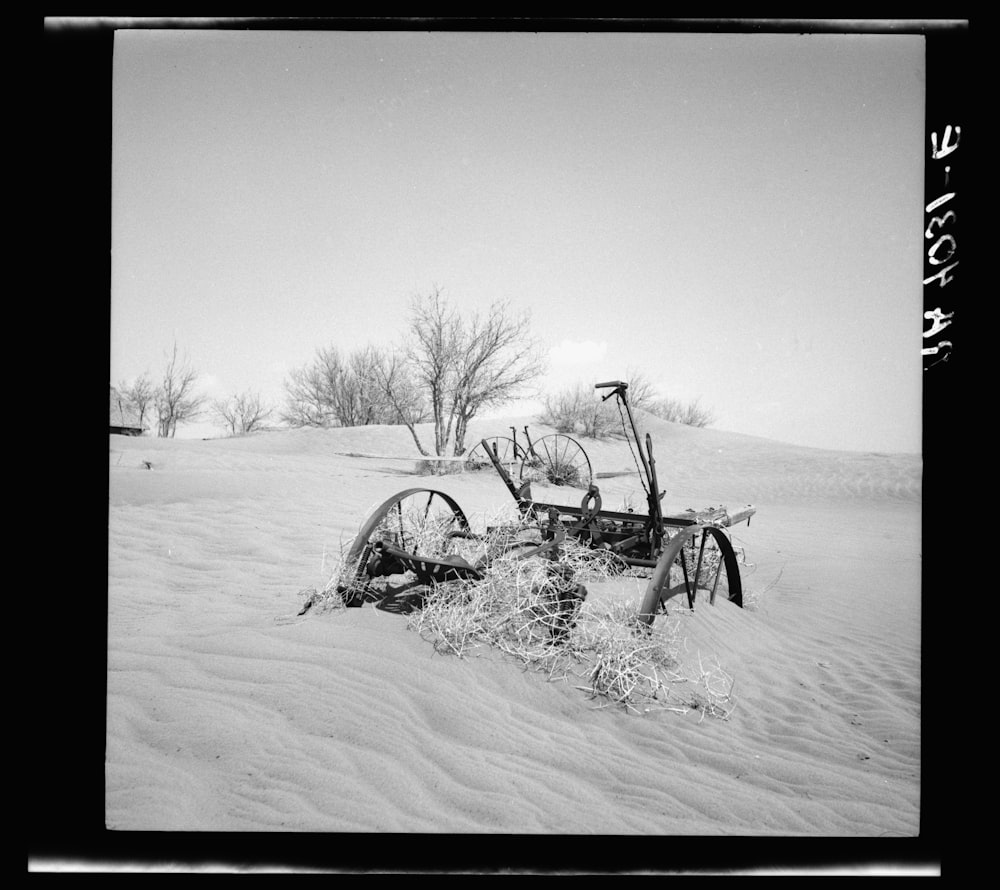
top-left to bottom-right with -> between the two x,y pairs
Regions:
338,488 -> 472,604
465,436 -> 525,472
637,526 -> 744,624
521,434 -> 593,488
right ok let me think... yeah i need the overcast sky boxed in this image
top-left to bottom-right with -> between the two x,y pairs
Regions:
111,29 -> 925,452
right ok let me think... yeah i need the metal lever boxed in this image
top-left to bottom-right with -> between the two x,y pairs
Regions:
595,380 -> 627,401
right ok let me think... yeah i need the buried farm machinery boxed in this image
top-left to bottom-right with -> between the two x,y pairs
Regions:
334,381 -> 755,626
464,423 -> 593,489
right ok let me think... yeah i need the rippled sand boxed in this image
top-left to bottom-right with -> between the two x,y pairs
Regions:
106,417 -> 922,844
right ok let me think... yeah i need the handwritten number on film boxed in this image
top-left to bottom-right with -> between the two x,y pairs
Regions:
923,125 -> 959,369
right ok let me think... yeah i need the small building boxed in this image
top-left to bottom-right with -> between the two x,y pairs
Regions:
110,385 -> 146,436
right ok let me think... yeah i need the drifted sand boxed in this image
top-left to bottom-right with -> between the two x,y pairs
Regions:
106,416 -> 924,842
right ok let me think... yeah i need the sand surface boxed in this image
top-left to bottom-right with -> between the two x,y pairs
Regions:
107,416 -> 922,838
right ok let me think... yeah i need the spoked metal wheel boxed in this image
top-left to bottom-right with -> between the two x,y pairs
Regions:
338,488 -> 473,605
520,434 -> 593,488
637,525 -> 744,625
464,436 -> 525,472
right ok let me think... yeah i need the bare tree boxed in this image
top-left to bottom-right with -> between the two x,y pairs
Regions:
281,349 -> 339,428
212,390 -> 275,436
449,300 -> 546,456
154,342 -> 207,437
407,289 -> 545,456
370,347 -> 431,455
278,291 -> 542,457
281,345 -> 421,429
406,290 -> 462,455
117,372 -> 155,430
344,346 -> 404,426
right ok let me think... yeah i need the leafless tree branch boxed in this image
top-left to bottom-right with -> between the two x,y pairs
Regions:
212,390 -> 275,436
153,342 -> 207,437
117,372 -> 155,430
407,289 -> 546,456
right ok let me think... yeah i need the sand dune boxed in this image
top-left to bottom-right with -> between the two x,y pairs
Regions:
107,416 -> 922,838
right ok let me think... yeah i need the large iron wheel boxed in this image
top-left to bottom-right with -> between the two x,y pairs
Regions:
465,436 -> 526,472
521,434 -> 593,488
338,488 -> 473,605
637,525 -> 744,625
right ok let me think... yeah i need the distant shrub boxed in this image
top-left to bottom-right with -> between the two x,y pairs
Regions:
538,385 -> 621,439
540,382 -> 716,439
642,396 -> 716,429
